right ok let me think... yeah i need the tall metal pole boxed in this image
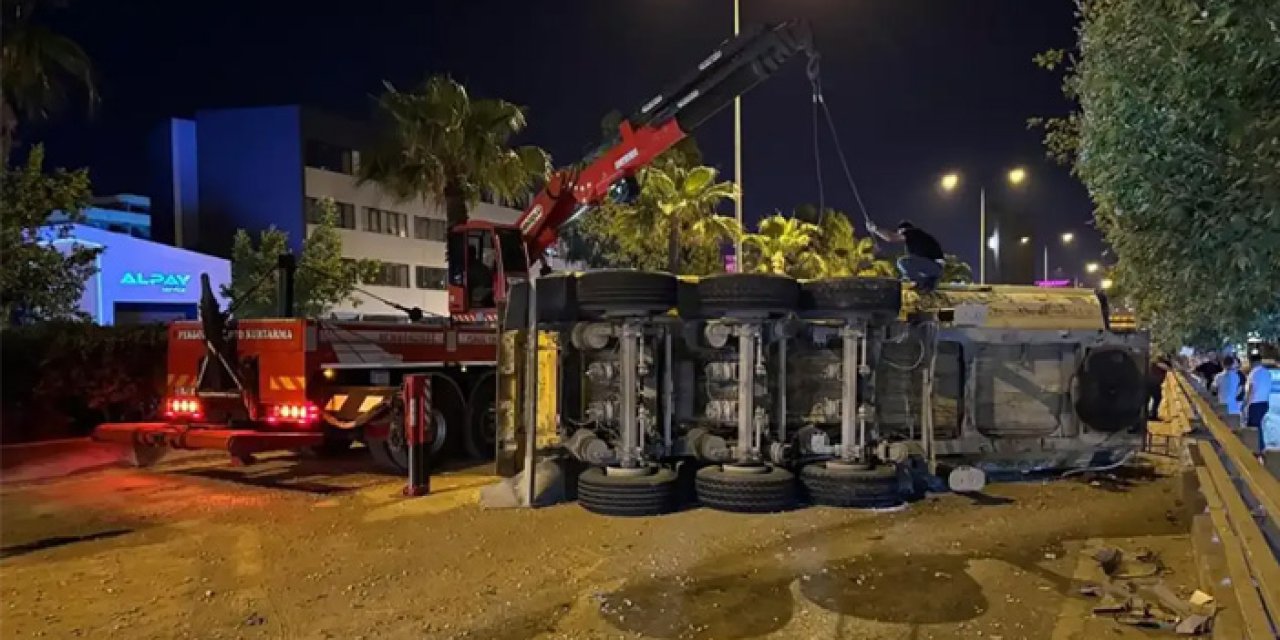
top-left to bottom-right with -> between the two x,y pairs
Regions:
732,0 -> 743,272
1043,245 -> 1049,281
978,188 -> 986,285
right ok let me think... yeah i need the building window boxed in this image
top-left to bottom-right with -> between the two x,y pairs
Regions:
363,207 -> 409,237
386,211 -> 408,238
413,215 -> 448,241
363,207 -> 383,233
415,266 -> 447,290
304,140 -> 356,174
307,198 -> 356,229
365,262 -> 410,288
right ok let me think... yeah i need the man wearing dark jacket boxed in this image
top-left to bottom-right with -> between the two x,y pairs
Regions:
868,220 -> 945,291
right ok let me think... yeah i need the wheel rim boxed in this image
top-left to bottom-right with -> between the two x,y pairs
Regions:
385,408 -> 448,462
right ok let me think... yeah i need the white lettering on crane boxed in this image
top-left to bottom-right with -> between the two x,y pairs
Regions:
698,50 -> 722,70
614,148 -> 639,170
176,329 -> 295,340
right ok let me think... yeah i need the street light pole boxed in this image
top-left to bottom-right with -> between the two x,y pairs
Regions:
732,0 -> 743,273
979,187 -> 986,285
1043,245 -> 1049,281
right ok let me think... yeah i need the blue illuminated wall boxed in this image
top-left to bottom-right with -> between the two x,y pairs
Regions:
195,106 -> 305,256
47,225 -> 230,325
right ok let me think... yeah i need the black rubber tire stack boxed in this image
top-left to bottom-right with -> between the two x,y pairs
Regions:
576,270 -> 678,315
695,273 -> 800,316
694,465 -> 797,513
577,467 -> 680,516
799,277 -> 902,316
799,462 -> 903,508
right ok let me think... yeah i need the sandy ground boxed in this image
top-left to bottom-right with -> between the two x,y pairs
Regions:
1,441 -> 1195,640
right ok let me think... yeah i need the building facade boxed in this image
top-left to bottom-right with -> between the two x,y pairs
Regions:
153,106 -> 522,318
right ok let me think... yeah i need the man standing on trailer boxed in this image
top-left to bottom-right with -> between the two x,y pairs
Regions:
867,220 -> 945,292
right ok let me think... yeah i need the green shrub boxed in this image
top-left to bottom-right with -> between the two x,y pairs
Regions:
1,322 -> 167,442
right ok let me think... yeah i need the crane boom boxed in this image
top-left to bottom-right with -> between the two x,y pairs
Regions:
517,20 -> 816,263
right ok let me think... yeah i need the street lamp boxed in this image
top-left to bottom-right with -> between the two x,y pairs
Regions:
1043,232 -> 1074,280
939,168 -> 1028,285
1085,262 -> 1100,274
732,0 -> 743,272
1100,278 -> 1114,290
1019,236 -> 1031,245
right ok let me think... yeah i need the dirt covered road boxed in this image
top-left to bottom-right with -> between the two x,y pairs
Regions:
1,445 -> 1194,640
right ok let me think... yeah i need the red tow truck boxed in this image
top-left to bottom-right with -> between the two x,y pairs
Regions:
93,21 -> 818,477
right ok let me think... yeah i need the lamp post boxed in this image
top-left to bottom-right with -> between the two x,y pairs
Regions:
940,167 -> 1026,285
732,0 -> 743,272
1043,232 -> 1074,280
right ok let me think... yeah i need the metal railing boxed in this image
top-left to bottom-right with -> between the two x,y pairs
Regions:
1172,372 -> 1279,638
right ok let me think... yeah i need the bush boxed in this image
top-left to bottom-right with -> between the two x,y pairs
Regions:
1,322 -> 167,443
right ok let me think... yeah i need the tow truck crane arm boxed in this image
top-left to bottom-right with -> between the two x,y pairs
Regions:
517,21 -> 816,264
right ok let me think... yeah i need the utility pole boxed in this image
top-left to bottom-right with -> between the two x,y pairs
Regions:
732,0 -> 743,272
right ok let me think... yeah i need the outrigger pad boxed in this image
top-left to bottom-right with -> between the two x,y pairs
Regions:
478,458 -> 565,509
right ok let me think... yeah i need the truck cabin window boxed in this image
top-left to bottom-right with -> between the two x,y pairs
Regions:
467,230 -> 496,308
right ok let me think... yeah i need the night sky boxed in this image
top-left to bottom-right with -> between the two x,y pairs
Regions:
34,0 -> 1104,277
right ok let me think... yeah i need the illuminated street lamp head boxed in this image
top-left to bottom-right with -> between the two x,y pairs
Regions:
1085,262 -> 1100,274
1019,236 -> 1031,245
940,173 -> 960,192
1061,232 -> 1074,244
1007,167 -> 1027,185
1100,278 -> 1114,290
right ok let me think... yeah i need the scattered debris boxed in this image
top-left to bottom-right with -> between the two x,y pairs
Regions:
1175,614 -> 1212,635
244,613 -> 266,627
1081,545 -> 1216,636
1187,591 -> 1213,607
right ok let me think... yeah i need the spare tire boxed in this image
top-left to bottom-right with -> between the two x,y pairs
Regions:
576,270 -> 677,315
800,277 -> 902,315
1073,346 -> 1145,432
697,273 -> 799,316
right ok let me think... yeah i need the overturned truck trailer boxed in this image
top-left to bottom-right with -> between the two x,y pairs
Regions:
497,272 -> 1149,515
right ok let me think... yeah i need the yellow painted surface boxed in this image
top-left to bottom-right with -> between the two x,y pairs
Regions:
904,285 -> 1106,330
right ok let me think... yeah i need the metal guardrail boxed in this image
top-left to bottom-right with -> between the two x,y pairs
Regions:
1173,372 -> 1280,639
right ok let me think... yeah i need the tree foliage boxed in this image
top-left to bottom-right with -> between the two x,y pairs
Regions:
0,145 -> 98,325
360,76 -> 551,231
221,199 -> 381,318
941,254 -> 973,284
562,156 -> 738,275
1,0 -> 97,162
794,205 -> 895,278
1035,0 -> 1280,348
742,215 -> 823,276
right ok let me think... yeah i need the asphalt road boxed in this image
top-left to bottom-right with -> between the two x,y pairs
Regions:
1,442 -> 1194,639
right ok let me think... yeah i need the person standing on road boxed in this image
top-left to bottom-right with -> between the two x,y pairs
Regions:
1147,355 -> 1172,421
867,220 -> 944,292
1244,353 -> 1274,460
1194,352 -> 1223,387
1211,356 -> 1245,416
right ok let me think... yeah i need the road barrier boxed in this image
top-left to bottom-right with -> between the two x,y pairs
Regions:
1173,372 -> 1280,638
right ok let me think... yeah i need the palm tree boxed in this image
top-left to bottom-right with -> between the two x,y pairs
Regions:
742,214 -> 825,278
627,163 -> 738,274
799,206 -> 895,277
359,76 -> 551,235
941,254 -> 973,283
1,0 -> 97,163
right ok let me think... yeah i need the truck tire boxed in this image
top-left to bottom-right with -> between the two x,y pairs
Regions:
536,272 -> 579,323
696,274 -> 799,316
800,462 -> 903,508
464,374 -> 497,460
577,270 -> 677,315
695,465 -> 796,513
1073,346 -> 1145,433
365,406 -> 449,474
577,467 -> 679,516
800,277 -> 902,315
